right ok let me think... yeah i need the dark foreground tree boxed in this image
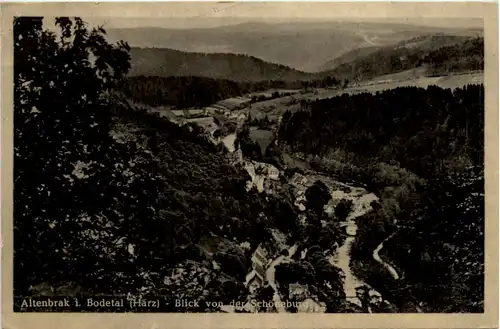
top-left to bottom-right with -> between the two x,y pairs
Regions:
14,18 -> 295,304
13,17 -> 162,295
305,180 -> 331,215
335,199 -> 353,222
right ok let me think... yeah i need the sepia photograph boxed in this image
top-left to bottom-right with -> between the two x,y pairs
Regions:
1,1 -> 498,328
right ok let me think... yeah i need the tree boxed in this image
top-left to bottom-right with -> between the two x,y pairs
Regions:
214,242 -> 249,281
335,199 -> 353,222
13,17 -> 165,295
255,285 -> 276,312
305,180 -> 331,215
275,261 -> 316,289
317,222 -> 346,251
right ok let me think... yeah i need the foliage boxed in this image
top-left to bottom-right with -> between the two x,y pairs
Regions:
279,85 -> 484,178
13,16 -> 143,295
422,37 -> 484,75
334,199 -> 353,221
14,18 -> 300,304
127,47 -> 313,82
246,115 -> 276,130
254,285 -> 276,312
305,180 -> 331,215
120,75 -> 245,108
120,74 -> 340,109
278,84 -> 484,312
236,124 -> 264,161
384,167 -> 484,312
322,36 -> 483,81
275,261 -> 316,289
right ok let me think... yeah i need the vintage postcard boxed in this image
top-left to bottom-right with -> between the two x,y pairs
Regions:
1,2 -> 498,329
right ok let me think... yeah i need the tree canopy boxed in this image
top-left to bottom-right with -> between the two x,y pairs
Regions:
13,18 -> 300,305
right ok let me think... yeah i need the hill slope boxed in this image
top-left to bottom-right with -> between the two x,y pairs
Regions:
107,21 -> 481,72
128,47 -> 314,82
320,35 -> 483,81
318,46 -> 380,72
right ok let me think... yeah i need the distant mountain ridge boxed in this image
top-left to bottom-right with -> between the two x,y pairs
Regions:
128,34 -> 483,83
107,21 -> 481,72
128,47 -> 315,82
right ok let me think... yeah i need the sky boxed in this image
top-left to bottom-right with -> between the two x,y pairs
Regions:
38,2 -> 484,30
80,16 -> 483,30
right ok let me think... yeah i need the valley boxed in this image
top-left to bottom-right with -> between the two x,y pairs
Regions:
142,63 -> 482,312
15,15 -> 485,315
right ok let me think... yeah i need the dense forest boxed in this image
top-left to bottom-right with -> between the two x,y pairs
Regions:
119,75 -> 340,108
278,85 -> 484,312
13,17 -> 290,302
128,47 -> 314,82
14,17 -> 486,314
422,37 -> 484,75
15,17 -> 351,312
318,46 -> 380,71
318,34 -> 472,72
279,85 -> 483,177
323,36 -> 484,81
120,76 -> 245,108
120,36 -> 483,109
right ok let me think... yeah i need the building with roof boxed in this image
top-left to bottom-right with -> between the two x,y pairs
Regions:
244,244 -> 271,293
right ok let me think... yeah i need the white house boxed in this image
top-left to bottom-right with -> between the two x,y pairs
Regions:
244,244 -> 271,292
245,270 -> 264,294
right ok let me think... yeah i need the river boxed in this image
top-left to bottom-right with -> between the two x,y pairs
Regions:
219,131 -> 400,312
262,168 -> 399,312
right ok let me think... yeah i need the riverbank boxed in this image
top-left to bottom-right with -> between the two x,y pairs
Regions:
191,106 -> 408,312
227,146 -> 397,312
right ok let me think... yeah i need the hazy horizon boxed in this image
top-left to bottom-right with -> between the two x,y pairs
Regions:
77,16 -> 483,31
40,11 -> 483,72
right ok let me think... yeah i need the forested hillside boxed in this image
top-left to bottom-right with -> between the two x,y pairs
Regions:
394,34 -> 475,51
279,85 -> 483,177
318,46 -> 380,71
322,36 -> 483,81
14,16 -> 486,314
128,48 -> 314,82
422,37 -> 484,75
119,75 -> 340,108
105,100 -> 306,307
120,76 -> 246,108
14,17 -> 252,297
126,36 -> 483,89
15,17 -> 349,312
14,16 -> 306,304
278,85 -> 484,312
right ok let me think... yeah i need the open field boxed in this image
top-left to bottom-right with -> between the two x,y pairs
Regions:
213,71 -> 484,128
366,67 -> 429,83
215,97 -> 252,110
154,71 -> 484,134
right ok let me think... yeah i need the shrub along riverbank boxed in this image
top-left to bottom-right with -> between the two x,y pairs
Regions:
277,84 -> 484,312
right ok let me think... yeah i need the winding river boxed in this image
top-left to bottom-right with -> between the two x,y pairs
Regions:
373,232 -> 400,280
220,132 -> 400,312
